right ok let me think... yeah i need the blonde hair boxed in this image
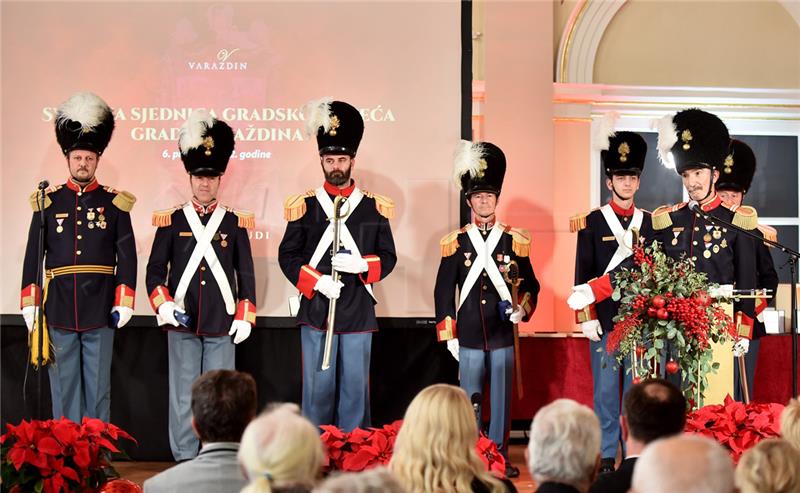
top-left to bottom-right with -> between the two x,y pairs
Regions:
735,438 -> 800,493
781,398 -> 800,451
389,384 -> 506,493
238,403 -> 324,493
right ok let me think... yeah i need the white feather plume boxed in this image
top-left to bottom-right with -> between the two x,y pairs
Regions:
179,109 -> 215,154
591,111 -> 619,151
655,113 -> 678,167
302,97 -> 333,137
56,92 -> 110,131
452,140 -> 486,189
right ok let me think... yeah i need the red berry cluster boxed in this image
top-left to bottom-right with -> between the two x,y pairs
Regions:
633,247 -> 654,268
608,313 -> 640,353
666,296 -> 711,349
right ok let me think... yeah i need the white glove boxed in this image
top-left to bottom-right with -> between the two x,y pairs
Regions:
709,284 -> 734,299
733,338 -> 750,357
331,253 -> 368,274
314,275 -> 344,300
507,306 -> 525,324
581,320 -> 603,342
22,306 -> 36,334
157,301 -> 183,327
228,319 -> 252,344
447,338 -> 460,361
111,306 -> 133,328
756,311 -> 765,323
567,284 -> 595,310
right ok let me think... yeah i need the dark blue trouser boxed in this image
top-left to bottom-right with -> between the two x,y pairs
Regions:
590,337 -> 633,459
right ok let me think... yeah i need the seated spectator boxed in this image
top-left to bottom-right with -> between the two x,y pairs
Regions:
589,378 -> 686,493
735,438 -> 800,493
238,403 -> 324,493
780,398 -> 800,450
313,467 -> 405,493
527,399 -> 601,493
390,384 -> 516,493
630,434 -> 734,493
144,369 -> 257,493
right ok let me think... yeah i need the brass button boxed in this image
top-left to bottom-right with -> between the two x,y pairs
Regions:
76,250 -> 82,255
77,235 -> 83,240
201,280 -> 206,286
692,241 -> 698,246
481,299 -> 486,305
691,256 -> 697,261
77,221 -> 82,225
482,273 -> 488,277
200,266 -> 206,271
482,285 -> 487,290
694,227 -> 700,231
77,206 -> 82,211
77,192 -> 82,197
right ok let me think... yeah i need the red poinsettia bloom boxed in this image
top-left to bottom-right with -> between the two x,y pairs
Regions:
475,434 -> 506,477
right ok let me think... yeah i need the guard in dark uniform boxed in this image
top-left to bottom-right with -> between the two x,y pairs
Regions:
568,109 -> 759,368
146,111 -> 256,460
717,139 -> 778,401
434,141 -> 539,477
279,99 -> 396,431
21,91 -> 137,423
569,129 -> 652,473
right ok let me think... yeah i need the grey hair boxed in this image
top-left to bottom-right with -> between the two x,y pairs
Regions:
632,434 -> 734,493
313,467 -> 405,493
527,399 -> 601,486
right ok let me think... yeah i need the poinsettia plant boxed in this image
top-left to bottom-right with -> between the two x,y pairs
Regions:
1,417 -> 135,493
685,396 -> 784,463
320,420 -> 506,476
608,241 -> 737,408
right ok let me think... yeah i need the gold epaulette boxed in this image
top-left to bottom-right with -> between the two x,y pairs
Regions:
731,205 -> 758,231
152,206 -> 179,227
226,207 -> 255,229
28,185 -> 60,211
439,224 -> 471,257
506,225 -> 532,257
363,190 -> 395,219
757,224 -> 777,243
110,189 -> 136,212
284,190 -> 314,222
651,204 -> 676,230
569,211 -> 590,233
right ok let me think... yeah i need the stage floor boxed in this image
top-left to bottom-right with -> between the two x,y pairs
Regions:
113,444 -> 538,492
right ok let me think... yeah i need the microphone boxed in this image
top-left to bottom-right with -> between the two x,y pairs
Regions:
37,180 -> 49,190
471,392 -> 481,421
687,200 -> 700,213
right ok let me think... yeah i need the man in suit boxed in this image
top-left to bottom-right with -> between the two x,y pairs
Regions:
143,369 -> 257,493
589,378 -> 686,493
527,399 -> 601,493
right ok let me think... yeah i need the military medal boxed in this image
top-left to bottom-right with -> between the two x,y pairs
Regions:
464,252 -> 472,267
88,222 -> 95,229
721,239 -> 728,248
99,222 -> 106,230
703,233 -> 712,243
87,208 -> 96,221
97,207 -> 105,222
713,229 -> 722,240
671,238 -> 678,246
704,250 -> 712,259
56,218 -> 64,233
213,232 -> 221,242
220,233 -> 228,248
713,244 -> 720,253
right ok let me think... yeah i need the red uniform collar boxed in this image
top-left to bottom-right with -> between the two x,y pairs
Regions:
609,200 -> 635,217
699,194 -> 722,212
65,177 -> 100,193
323,180 -> 356,197
192,198 -> 218,215
474,216 -> 496,231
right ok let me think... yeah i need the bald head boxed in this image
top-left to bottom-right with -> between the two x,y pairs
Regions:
631,434 -> 733,493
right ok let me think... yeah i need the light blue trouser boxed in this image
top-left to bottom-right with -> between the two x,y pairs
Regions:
48,327 -> 115,423
459,345 -> 513,460
300,326 -> 372,432
733,338 -> 760,402
590,337 -> 633,459
167,331 -> 235,461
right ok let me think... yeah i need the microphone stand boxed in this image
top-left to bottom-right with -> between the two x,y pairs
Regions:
35,182 -> 47,419
690,204 -> 799,397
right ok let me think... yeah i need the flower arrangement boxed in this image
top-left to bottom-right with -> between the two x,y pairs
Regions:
685,396 -> 784,463
320,420 -> 506,476
608,241 -> 737,407
1,417 -> 135,493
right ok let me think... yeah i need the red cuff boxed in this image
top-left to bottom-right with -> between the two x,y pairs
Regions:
588,275 -> 613,303
359,255 -> 382,285
574,304 -> 598,324
755,296 -> 768,316
297,265 -> 322,300
518,292 -> 535,322
149,286 -> 173,312
235,299 -> 257,325
436,316 -> 457,341
736,312 -> 754,339
115,284 -> 136,309
20,283 -> 41,308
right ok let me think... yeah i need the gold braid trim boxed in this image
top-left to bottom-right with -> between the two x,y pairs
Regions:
732,205 -> 758,231
440,229 -> 461,257
651,205 -> 674,230
111,190 -> 137,212
152,207 -> 178,227
569,212 -> 589,233
363,190 -> 395,219
284,191 -> 313,222
509,227 -> 532,257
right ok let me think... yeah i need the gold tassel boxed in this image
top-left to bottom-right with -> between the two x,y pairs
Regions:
758,224 -> 777,244
651,206 -> 673,230
283,193 -> 309,222
29,316 -> 53,367
439,230 -> 460,257
372,193 -> 395,219
152,209 -> 175,227
510,227 -> 531,257
29,191 -> 52,211
732,205 -> 758,231
234,210 -> 255,229
112,190 -> 137,212
569,213 -> 588,233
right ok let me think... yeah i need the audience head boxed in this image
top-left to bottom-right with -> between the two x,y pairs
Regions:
313,467 -> 405,493
390,384 -> 505,493
735,438 -> 800,493
631,434 -> 734,493
238,403 -> 324,493
191,369 -> 257,443
623,378 -> 686,444
526,398 -> 601,490
780,398 -> 800,450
